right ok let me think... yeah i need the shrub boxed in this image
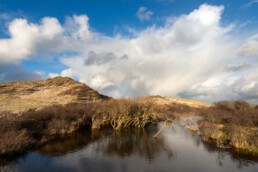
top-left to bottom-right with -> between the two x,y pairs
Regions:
198,100 -> 258,154
214,100 -> 251,112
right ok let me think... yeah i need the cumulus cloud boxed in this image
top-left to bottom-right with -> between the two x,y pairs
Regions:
0,17 -> 63,64
136,7 -> 153,21
49,68 -> 76,78
1,4 -> 258,103
58,4 -> 238,100
0,15 -> 93,65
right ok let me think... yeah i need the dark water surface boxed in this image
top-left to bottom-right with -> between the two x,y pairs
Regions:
1,123 -> 258,172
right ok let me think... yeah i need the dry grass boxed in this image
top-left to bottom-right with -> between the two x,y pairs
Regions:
0,77 -> 109,114
0,115 -> 37,155
90,99 -> 164,130
200,100 -> 257,127
198,100 -> 258,155
138,95 -> 210,108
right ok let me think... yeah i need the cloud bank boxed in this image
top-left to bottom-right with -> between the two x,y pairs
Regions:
0,4 -> 258,103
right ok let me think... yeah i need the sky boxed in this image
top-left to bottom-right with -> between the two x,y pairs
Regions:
0,0 -> 258,103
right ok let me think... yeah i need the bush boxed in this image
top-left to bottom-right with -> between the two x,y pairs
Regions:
214,100 -> 251,112
201,101 -> 257,127
198,100 -> 258,154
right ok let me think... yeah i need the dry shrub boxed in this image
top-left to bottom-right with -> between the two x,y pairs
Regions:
229,125 -> 257,151
0,130 -> 35,155
201,100 -> 257,127
22,103 -> 95,135
198,100 -> 258,154
0,116 -> 36,155
214,100 -> 251,112
90,99 -> 162,130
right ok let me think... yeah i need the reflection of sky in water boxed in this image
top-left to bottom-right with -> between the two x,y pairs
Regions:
1,123 -> 258,172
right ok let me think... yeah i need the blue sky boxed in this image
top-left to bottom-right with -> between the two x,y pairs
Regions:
1,0 -> 258,35
1,0 -> 258,102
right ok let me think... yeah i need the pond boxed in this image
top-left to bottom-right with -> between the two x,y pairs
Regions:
0,123 -> 257,172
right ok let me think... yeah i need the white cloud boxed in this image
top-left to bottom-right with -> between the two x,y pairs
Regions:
0,15 -> 93,64
1,4 -> 258,103
0,17 -> 63,64
136,7 -> 153,21
240,34 -> 258,56
48,72 -> 59,78
187,4 -> 223,26
61,4 -> 237,100
48,68 -> 75,78
61,68 -> 75,78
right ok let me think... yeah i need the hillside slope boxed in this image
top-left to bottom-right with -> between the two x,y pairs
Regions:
138,95 -> 210,108
0,77 -> 109,114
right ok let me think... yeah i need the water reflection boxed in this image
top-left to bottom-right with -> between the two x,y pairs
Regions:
37,130 -> 93,156
0,124 -> 258,172
201,139 -> 258,169
38,126 -> 173,161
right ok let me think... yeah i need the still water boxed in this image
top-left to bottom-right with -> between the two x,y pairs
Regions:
1,123 -> 258,172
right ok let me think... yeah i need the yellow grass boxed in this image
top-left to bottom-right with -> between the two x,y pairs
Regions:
137,95 -> 210,108
0,77 -> 107,114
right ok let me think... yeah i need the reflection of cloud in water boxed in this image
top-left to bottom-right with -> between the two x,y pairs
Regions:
160,123 -> 258,171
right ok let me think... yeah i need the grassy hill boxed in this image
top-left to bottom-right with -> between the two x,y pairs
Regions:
0,77 -> 109,114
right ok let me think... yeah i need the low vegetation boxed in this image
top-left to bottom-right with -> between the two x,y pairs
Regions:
198,100 -> 258,155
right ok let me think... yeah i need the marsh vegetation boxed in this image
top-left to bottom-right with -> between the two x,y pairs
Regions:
198,100 -> 258,155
